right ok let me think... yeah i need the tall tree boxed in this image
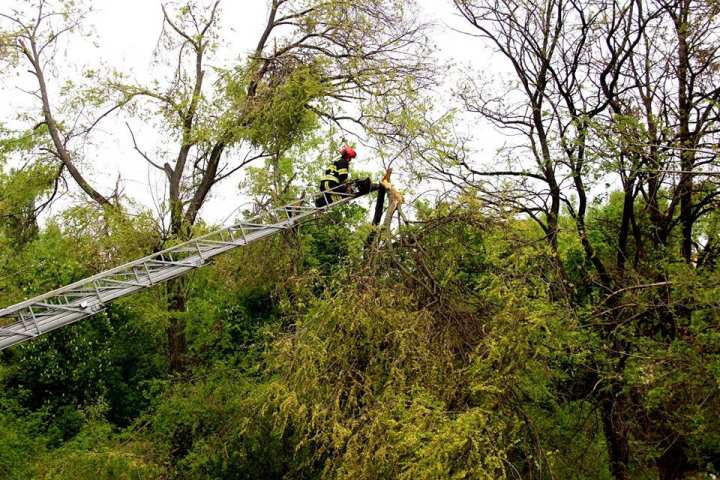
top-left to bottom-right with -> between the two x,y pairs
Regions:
0,0 -> 432,371
440,0 -> 720,477
0,1 -> 123,207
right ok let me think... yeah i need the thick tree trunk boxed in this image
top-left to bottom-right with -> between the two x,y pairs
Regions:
167,277 -> 189,373
675,8 -> 694,264
167,200 -> 191,373
601,389 -> 630,480
679,164 -> 694,263
657,434 -> 689,480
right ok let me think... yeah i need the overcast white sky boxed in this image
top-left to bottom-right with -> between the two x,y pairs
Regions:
0,0 -> 495,226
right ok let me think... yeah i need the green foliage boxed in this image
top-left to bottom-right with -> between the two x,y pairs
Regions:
2,303 -> 163,427
257,270 -> 510,477
36,451 -> 161,480
0,203 -> 159,308
243,64 -> 326,155
0,177 -> 716,480
0,169 -> 717,480
1,1 -> 719,470
33,418 -> 163,480
0,127 -> 56,248
298,204 -> 369,272
134,367 -> 288,480
0,398 -> 45,480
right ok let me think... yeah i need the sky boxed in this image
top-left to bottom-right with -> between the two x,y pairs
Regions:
0,0 -> 493,226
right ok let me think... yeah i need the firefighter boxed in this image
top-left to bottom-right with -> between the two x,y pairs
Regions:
317,146 -> 356,206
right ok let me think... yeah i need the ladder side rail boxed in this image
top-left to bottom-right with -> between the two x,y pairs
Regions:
0,259 -> 204,350
0,193 -> 334,317
0,193 -> 360,349
1,191 -> 351,317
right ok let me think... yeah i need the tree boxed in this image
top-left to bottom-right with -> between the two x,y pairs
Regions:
441,0 -> 720,477
0,0 -> 433,371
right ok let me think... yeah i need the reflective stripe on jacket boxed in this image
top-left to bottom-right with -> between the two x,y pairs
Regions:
321,158 -> 350,185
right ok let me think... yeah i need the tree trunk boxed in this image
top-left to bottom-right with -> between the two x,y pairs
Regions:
601,389 -> 630,480
167,276 -> 189,373
657,434 -> 689,480
617,179 -> 636,273
674,0 -> 694,264
364,169 -> 392,258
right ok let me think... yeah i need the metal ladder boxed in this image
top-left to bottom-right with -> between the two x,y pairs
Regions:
0,190 -> 362,350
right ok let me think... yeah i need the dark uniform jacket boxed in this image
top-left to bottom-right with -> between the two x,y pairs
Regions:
320,158 -> 350,190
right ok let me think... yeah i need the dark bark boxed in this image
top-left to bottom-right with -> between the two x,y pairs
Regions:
601,389 -> 630,480
617,179 -> 636,272
167,277 -> 189,373
159,3 -> 220,371
657,434 -> 689,480
372,184 -> 389,226
363,169 -> 392,259
673,0 -> 694,263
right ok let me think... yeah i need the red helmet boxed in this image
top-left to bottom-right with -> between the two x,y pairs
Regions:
340,146 -> 357,159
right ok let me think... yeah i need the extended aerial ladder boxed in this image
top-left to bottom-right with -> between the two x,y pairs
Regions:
0,187 -> 371,350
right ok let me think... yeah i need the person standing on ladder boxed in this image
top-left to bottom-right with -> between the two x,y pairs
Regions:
317,146 -> 356,206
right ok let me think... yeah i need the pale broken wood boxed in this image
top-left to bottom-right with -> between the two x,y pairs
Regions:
380,180 -> 404,205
